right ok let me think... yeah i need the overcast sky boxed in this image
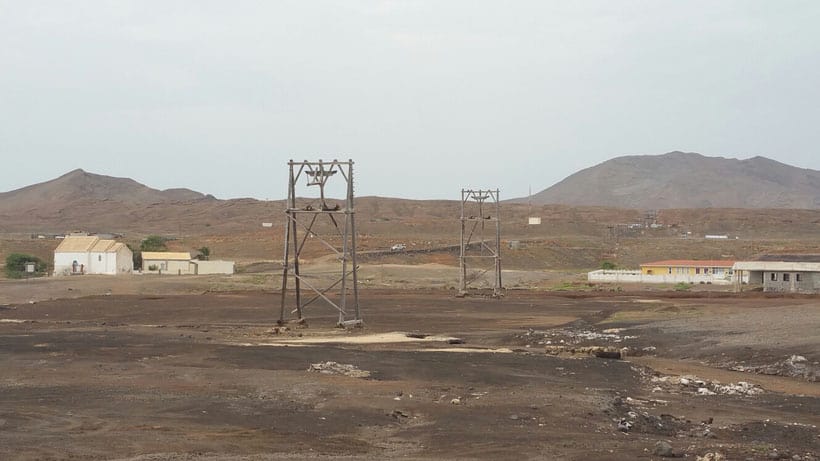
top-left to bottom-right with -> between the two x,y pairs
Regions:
1,1 -> 818,200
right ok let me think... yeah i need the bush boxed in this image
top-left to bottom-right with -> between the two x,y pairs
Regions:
140,235 -> 168,252
148,264 -> 159,271
195,247 -> 210,261
600,261 -> 617,270
127,243 -> 142,270
5,253 -> 48,279
673,282 -> 691,291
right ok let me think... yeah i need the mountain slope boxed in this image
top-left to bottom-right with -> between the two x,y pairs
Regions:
526,152 -> 820,209
0,169 -> 209,208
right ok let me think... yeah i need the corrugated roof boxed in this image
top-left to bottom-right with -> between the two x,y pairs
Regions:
55,236 -> 99,252
141,251 -> 191,261
641,260 -> 735,268
734,261 -> 820,272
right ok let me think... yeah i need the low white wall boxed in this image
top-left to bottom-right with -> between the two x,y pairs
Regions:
193,260 -> 235,275
587,270 -> 732,285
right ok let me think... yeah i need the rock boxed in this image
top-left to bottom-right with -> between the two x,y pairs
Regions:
450,398 -> 461,405
390,409 -> 409,419
697,387 -> 716,396
594,350 -> 621,359
617,418 -> 632,432
653,441 -> 675,457
406,332 -> 428,339
509,414 -> 519,420
696,454 -> 725,461
307,361 -> 371,378
792,455 -> 802,461
448,338 -> 464,345
767,451 -> 781,460
789,355 -> 807,364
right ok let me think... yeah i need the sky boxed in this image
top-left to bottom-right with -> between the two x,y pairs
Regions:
1,1 -> 819,200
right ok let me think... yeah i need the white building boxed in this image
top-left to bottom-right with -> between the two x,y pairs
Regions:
54,236 -> 133,276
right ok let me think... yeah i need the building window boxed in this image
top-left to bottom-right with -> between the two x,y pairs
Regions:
796,274 -> 801,282
668,267 -> 672,274
696,268 -> 701,274
770,272 -> 777,281
98,255 -> 102,262
783,273 -> 790,282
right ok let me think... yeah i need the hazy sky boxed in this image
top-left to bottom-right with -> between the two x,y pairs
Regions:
1,1 -> 818,200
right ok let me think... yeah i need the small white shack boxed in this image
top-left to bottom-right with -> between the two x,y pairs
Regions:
54,236 -> 133,275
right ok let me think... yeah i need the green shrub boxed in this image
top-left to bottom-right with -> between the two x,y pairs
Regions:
4,253 -> 48,279
148,264 -> 159,271
140,235 -> 168,252
600,261 -> 617,270
673,282 -> 691,291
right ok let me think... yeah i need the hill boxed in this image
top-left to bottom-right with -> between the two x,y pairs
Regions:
523,152 -> 820,209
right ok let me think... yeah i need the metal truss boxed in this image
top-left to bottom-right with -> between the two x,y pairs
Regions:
279,159 -> 362,327
458,189 -> 503,297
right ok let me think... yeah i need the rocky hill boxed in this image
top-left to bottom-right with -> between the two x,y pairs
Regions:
523,152 -> 820,209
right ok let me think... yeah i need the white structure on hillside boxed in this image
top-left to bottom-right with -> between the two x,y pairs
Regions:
54,236 -> 133,275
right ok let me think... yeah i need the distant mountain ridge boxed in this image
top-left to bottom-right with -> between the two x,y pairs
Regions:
523,152 -> 820,209
0,169 -> 211,206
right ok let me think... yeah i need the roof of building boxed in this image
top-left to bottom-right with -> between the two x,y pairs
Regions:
55,236 -> 99,252
641,260 -> 735,268
141,252 -> 191,261
734,261 -> 820,272
89,239 -> 116,252
755,254 -> 820,263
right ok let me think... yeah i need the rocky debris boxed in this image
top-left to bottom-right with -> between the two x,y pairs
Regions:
390,409 -> 409,419
307,361 -> 371,378
545,344 -> 628,358
652,440 -> 676,457
617,418 -> 632,432
450,398 -> 461,405
405,332 -> 429,339
514,326 -> 639,349
651,374 -> 764,396
730,354 -> 818,382
447,337 -> 465,345
696,453 -> 725,461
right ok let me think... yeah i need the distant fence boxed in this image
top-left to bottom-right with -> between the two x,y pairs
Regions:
587,269 -> 732,285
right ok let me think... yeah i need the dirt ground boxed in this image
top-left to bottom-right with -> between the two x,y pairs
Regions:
0,279 -> 818,460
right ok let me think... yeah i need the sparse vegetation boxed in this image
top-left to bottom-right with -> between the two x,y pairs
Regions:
127,243 -> 142,270
674,282 -> 692,291
195,247 -> 211,261
4,253 -> 48,279
148,264 -> 159,271
600,261 -> 617,270
140,235 -> 168,252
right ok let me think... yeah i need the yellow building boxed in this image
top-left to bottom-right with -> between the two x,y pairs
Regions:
640,260 -> 735,278
141,252 -> 193,275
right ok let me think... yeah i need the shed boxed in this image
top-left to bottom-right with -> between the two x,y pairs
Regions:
142,252 -> 193,275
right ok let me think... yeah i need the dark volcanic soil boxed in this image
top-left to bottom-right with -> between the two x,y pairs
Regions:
0,291 -> 818,460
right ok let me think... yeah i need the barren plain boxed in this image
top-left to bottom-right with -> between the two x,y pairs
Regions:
0,275 -> 818,460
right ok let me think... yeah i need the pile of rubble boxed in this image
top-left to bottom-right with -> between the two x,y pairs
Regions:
651,374 -> 764,396
730,355 -> 817,382
307,361 -> 371,378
